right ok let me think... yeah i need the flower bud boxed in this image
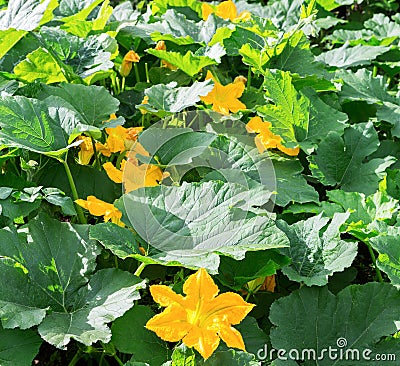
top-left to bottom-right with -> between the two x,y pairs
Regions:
119,50 -> 140,77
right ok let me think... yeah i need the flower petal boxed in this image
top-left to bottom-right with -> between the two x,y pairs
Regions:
183,268 -> 219,307
146,303 -> 191,342
150,285 -> 186,307
183,326 -> 220,360
203,292 -> 255,325
216,0 -> 238,21
218,324 -> 246,350
103,162 -> 123,183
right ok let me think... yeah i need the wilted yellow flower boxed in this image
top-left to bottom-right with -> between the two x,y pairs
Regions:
245,275 -> 276,294
75,196 -> 123,226
154,41 -> 177,70
202,0 -> 251,22
200,71 -> 246,115
246,116 -> 300,156
76,135 -> 94,165
146,268 -> 254,359
155,40 -> 166,51
234,75 -> 247,84
120,50 -> 140,77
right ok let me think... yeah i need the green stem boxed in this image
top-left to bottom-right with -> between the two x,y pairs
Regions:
134,262 -> 147,277
134,63 -> 141,84
366,242 -> 384,283
113,354 -> 124,366
90,136 -> 101,171
114,256 -> 119,269
121,76 -> 126,93
247,67 -> 252,91
61,158 -> 87,224
68,350 -> 82,366
116,150 -> 127,170
110,73 -> 118,95
145,62 -> 150,83
115,76 -> 121,95
373,65 -> 378,78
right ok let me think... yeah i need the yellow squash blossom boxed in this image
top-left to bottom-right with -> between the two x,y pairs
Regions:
75,196 -> 123,226
96,126 -> 144,156
103,160 -> 126,184
76,135 -> 94,165
103,150 -> 167,192
119,50 -> 140,77
200,71 -> 246,115
124,161 -> 165,192
202,0 -> 251,22
146,268 -> 254,359
246,116 -> 300,156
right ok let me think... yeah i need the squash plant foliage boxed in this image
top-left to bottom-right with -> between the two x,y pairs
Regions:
0,0 -> 399,365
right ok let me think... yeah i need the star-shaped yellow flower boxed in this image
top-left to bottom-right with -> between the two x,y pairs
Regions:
200,71 -> 246,115
102,142 -> 168,192
96,125 -> 144,156
246,116 -> 300,156
75,196 -> 123,226
202,0 -> 251,22
146,268 -> 254,359
124,162 -> 165,192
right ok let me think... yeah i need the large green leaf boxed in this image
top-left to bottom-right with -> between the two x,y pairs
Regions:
199,350 -> 261,365
200,134 -> 319,206
0,326 -> 42,366
376,101 -> 400,138
316,43 -> 390,68
114,181 -> 289,273
150,10 -> 228,46
39,83 -> 123,139
268,31 -> 325,77
138,126 -> 217,166
239,44 -> 270,73
337,68 -> 394,104
0,214 -> 146,348
277,212 -> 358,286
91,222 -> 221,273
139,80 -> 213,114
257,71 -> 347,151
269,283 -> 400,365
37,26 -> 116,81
0,95 -> 78,157
147,49 -> 217,77
13,47 -> 68,84
0,29 -> 27,60
370,233 -> 400,288
336,69 -> 400,136
309,122 -> 395,195
256,70 -> 309,148
58,0 -> 103,19
0,0 -> 55,31
111,306 -> 171,366
272,157 -> 320,206
325,14 -> 400,46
